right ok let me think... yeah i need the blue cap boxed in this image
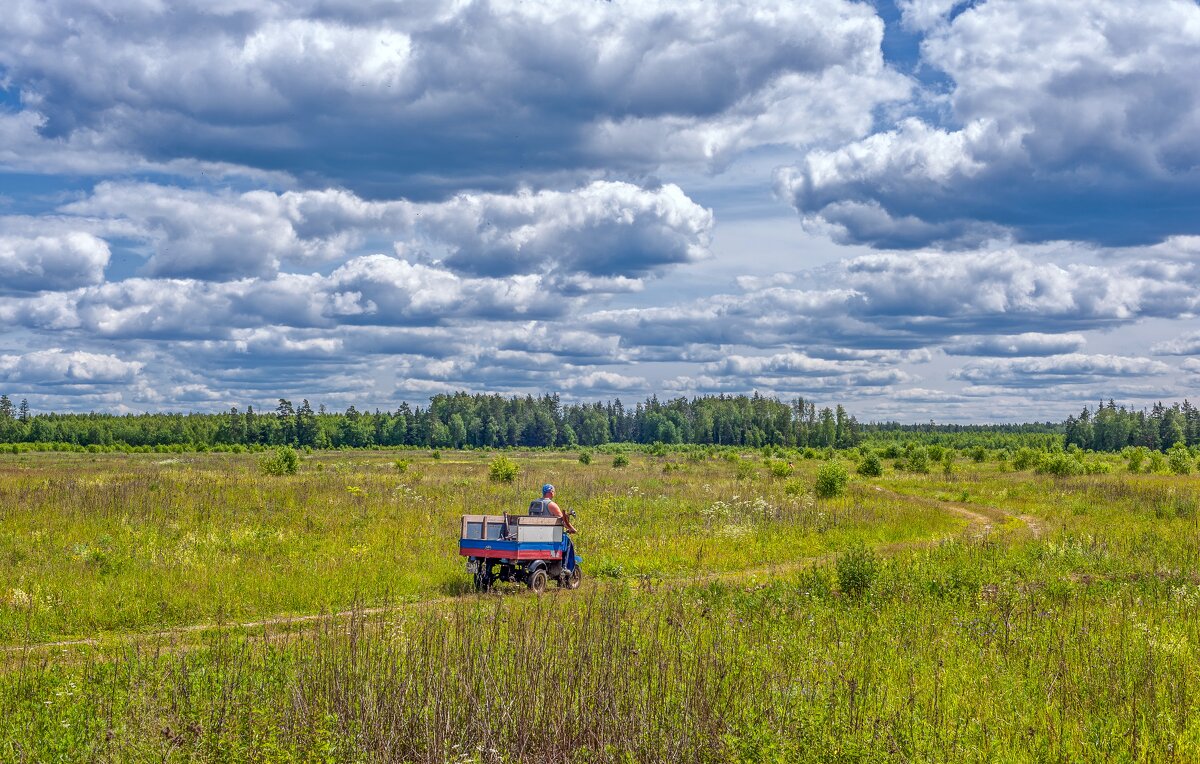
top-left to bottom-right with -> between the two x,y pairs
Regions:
542,484 -> 554,494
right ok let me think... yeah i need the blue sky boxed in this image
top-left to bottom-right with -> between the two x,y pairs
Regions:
1,0 -> 1198,422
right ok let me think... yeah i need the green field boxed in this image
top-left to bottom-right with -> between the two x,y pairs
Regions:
2,447 -> 1199,761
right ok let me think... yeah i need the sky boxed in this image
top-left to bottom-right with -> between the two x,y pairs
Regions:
0,0 -> 1199,423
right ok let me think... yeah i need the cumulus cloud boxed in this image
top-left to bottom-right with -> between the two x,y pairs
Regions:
0,232 -> 110,293
944,333 -> 1087,357
0,348 -> 142,385
0,0 -> 908,192
1151,331 -> 1200,356
55,180 -> 711,283
588,248 -> 1200,352
779,0 -> 1200,247
950,354 -> 1170,387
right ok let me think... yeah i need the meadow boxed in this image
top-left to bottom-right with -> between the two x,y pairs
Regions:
1,446 -> 1198,761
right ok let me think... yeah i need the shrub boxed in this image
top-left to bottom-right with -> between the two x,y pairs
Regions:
942,451 -> 955,477
578,450 -> 592,465
814,461 -> 849,498
927,445 -> 945,463
487,455 -> 520,483
783,479 -> 807,496
430,450 -> 441,460
1126,447 -> 1147,474
735,460 -> 757,481
836,541 -> 878,598
612,454 -> 629,468
1012,447 -> 1041,471
904,447 -> 930,474
970,446 -> 987,463
1035,453 -> 1084,477
879,443 -> 903,459
856,453 -> 883,477
1148,452 -> 1167,473
393,459 -> 409,473
766,460 -> 793,479
259,446 -> 300,476
1168,443 -> 1193,475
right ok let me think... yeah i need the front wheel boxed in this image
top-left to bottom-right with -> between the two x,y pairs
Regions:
528,569 -> 548,595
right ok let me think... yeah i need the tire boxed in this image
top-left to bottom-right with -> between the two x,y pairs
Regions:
565,565 -> 582,591
528,568 -> 548,595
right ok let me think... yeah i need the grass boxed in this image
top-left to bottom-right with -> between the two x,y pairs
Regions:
1,447 -> 1199,761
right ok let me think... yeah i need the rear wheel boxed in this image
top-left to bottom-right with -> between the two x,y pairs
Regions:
528,569 -> 548,595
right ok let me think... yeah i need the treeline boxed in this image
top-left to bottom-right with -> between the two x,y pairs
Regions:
1063,400 -> 1200,452
2,392 -> 1197,453
0,393 -> 865,450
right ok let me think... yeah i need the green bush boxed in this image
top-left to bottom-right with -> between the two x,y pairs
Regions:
814,461 -> 849,498
612,454 -> 629,468
1125,447 -> 1147,473
1035,453 -> 1084,477
969,446 -> 987,463
578,450 -> 592,465
735,460 -> 757,481
766,460 -> 793,479
1012,447 -> 1041,471
783,479 -> 806,496
259,446 -> 300,476
836,540 -> 878,598
856,453 -> 883,477
1168,443 -> 1193,475
393,459 -> 409,473
487,455 -> 520,483
904,447 -> 930,474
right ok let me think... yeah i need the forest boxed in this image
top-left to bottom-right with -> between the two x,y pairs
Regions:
1,392 -> 1198,452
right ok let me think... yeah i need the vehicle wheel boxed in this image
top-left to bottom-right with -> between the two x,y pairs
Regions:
565,565 -> 582,590
528,569 -> 548,595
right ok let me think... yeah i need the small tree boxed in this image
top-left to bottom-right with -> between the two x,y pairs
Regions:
612,454 -> 629,468
815,461 -> 849,498
260,446 -> 300,476
578,449 -> 592,465
857,452 -> 883,477
836,541 -> 878,598
1168,443 -> 1193,475
488,455 -> 520,483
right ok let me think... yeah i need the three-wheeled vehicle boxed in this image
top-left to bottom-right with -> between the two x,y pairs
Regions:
459,512 -> 582,593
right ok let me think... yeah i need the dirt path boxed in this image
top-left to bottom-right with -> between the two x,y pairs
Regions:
2,485 -> 1046,657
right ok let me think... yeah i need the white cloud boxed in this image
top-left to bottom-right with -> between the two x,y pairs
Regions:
951,353 -> 1170,387
779,0 -> 1200,247
0,232 -> 110,293
0,348 -> 143,385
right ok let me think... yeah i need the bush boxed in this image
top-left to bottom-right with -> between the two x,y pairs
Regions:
970,446 -> 987,463
783,479 -> 807,496
856,452 -> 883,477
393,459 -> 409,473
879,443 -> 903,459
1012,447 -> 1041,471
259,446 -> 300,476
836,541 -> 878,598
904,447 -> 930,474
814,461 -> 849,498
430,450 -> 441,460
488,455 -> 520,483
1035,453 -> 1084,477
612,454 -> 629,468
1125,447 -> 1147,474
766,460 -> 793,479
1168,443 -> 1193,475
578,450 -> 592,465
735,460 -> 757,481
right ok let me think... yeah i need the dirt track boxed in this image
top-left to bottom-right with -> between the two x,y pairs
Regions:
2,484 -> 1044,658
